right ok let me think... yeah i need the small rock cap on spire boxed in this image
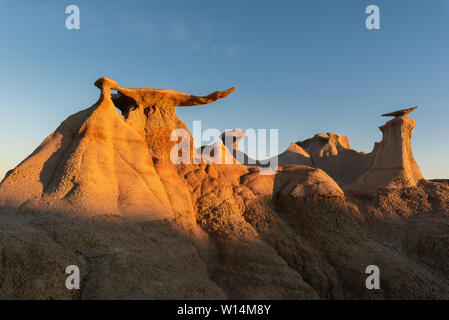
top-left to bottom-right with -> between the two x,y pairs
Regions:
382,106 -> 418,117
94,77 -> 120,91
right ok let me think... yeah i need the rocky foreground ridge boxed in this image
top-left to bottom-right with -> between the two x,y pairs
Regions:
0,78 -> 448,299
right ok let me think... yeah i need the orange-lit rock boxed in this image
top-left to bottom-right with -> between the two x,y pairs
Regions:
348,107 -> 424,192
1,79 -> 449,300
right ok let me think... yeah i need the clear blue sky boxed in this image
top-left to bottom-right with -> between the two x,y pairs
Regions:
0,0 -> 448,179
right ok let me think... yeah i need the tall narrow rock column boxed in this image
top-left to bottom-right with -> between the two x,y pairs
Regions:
350,107 -> 424,192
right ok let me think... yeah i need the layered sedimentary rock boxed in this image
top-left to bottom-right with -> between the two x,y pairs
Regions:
348,107 -> 424,192
296,133 -> 370,185
272,107 -> 423,193
1,79 -> 448,300
0,86 -> 171,218
0,77 -> 235,218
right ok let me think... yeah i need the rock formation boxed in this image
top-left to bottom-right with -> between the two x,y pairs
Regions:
348,107 -> 424,192
219,130 -> 259,165
0,77 -> 236,218
220,129 -> 246,151
0,79 -> 448,300
197,141 -> 238,164
108,77 -> 235,158
267,107 -> 424,194
262,142 -> 312,168
295,133 -> 370,184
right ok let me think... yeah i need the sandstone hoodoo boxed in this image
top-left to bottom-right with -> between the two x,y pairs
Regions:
219,129 -> 259,165
349,107 -> 424,192
220,129 -> 247,153
0,77 -> 236,217
271,107 -> 424,193
1,79 -> 449,300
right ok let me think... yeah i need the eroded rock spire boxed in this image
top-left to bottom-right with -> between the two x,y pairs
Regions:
94,77 -> 236,113
349,107 -> 424,192
96,77 -> 236,158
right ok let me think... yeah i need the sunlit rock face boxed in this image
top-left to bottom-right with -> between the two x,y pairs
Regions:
348,107 -> 424,193
0,78 -> 175,218
267,107 -> 423,194
1,79 -> 449,300
295,132 -> 372,186
0,77 -> 236,218
348,108 -> 424,192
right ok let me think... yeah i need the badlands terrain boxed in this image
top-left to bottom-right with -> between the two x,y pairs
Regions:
0,78 -> 448,299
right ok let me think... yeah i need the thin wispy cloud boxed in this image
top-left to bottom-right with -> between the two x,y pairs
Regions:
116,13 -> 155,40
169,20 -> 239,56
224,44 -> 239,57
169,20 -> 201,52
170,20 -> 190,42
210,44 -> 240,57
211,44 -> 219,56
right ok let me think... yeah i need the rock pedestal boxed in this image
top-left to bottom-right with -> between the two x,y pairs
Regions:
349,107 -> 424,192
